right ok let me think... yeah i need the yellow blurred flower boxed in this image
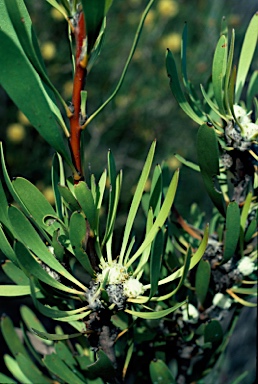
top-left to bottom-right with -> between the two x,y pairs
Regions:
167,156 -> 181,170
6,123 -> 26,143
17,110 -> 30,126
157,0 -> 179,18
144,9 -> 156,28
62,80 -> 74,99
160,32 -> 181,52
43,186 -> 55,205
50,7 -> 65,21
41,41 -> 56,60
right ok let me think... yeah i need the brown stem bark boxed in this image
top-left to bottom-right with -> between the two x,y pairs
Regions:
69,12 -> 87,182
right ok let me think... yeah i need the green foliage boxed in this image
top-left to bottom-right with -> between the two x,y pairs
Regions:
0,1 -> 257,384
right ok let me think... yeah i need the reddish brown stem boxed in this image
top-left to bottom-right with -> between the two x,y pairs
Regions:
69,12 -> 87,182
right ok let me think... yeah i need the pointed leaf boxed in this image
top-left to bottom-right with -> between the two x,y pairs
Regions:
0,32 -> 71,163
8,206 -> 86,290
195,259 -> 211,305
148,229 -> 164,300
125,301 -> 185,319
69,211 -> 95,276
84,350 -> 116,382
4,355 -> 33,384
1,315 -> 30,359
235,12 -> 258,103
74,182 -> 97,231
212,34 -> 227,114
223,201 -> 240,262
2,261 -> 30,285
15,241 -> 85,295
0,285 -> 37,296
166,49 -> 204,125
16,353 -> 50,384
81,0 -> 105,55
126,169 -> 179,267
43,353 -> 86,384
204,320 -> 223,344
150,359 -> 176,384
0,373 -> 16,384
197,123 -> 226,215
119,141 -> 156,262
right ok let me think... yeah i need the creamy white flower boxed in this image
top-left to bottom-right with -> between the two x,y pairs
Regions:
123,277 -> 144,298
96,261 -> 128,284
237,257 -> 255,276
213,292 -> 232,309
241,122 -> 258,140
233,105 -> 251,125
182,303 -> 199,324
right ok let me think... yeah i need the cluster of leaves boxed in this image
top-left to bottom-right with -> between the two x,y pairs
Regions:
0,1 -> 257,384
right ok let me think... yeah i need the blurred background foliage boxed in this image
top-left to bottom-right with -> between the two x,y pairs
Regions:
0,0 -> 257,222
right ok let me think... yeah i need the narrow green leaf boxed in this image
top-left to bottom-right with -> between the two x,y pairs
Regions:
4,355 -> 32,384
55,341 -> 78,368
224,29 -> 235,115
58,184 -> 81,211
166,49 -> 204,125
0,179 -> 11,231
43,353 -> 86,384
69,211 -> 95,276
0,225 -> 18,265
4,0 -> 70,127
197,123 -> 225,216
150,359 -> 176,384
0,32 -> 71,163
84,350 -> 115,382
181,22 -> 188,87
81,0 -> 105,55
1,315 -> 30,359
20,305 -> 53,346
204,320 -> 223,344
149,165 -> 162,217
200,84 -> 225,120
16,353 -> 50,384
212,35 -> 227,114
126,169 -> 179,267
0,285 -> 37,296
11,177 -> 62,236
15,241 -> 85,295
148,229 -> 164,300
8,206 -> 86,290
2,261 -> 29,285
245,219 -> 257,242
142,225 -> 209,289
119,141 -> 156,262
52,153 -> 64,220
125,301 -> 185,319
32,329 -> 82,341
174,154 -> 200,172
235,12 -> 258,103
247,70 -> 258,110
223,201 -> 240,262
0,373 -> 16,384
195,259 -> 211,305
74,182 -> 97,231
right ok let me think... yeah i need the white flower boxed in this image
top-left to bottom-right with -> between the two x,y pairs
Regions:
237,257 -> 255,276
182,303 -> 199,324
213,292 -> 232,309
123,277 -> 144,298
241,122 -> 258,140
96,261 -> 128,284
233,105 -> 251,125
